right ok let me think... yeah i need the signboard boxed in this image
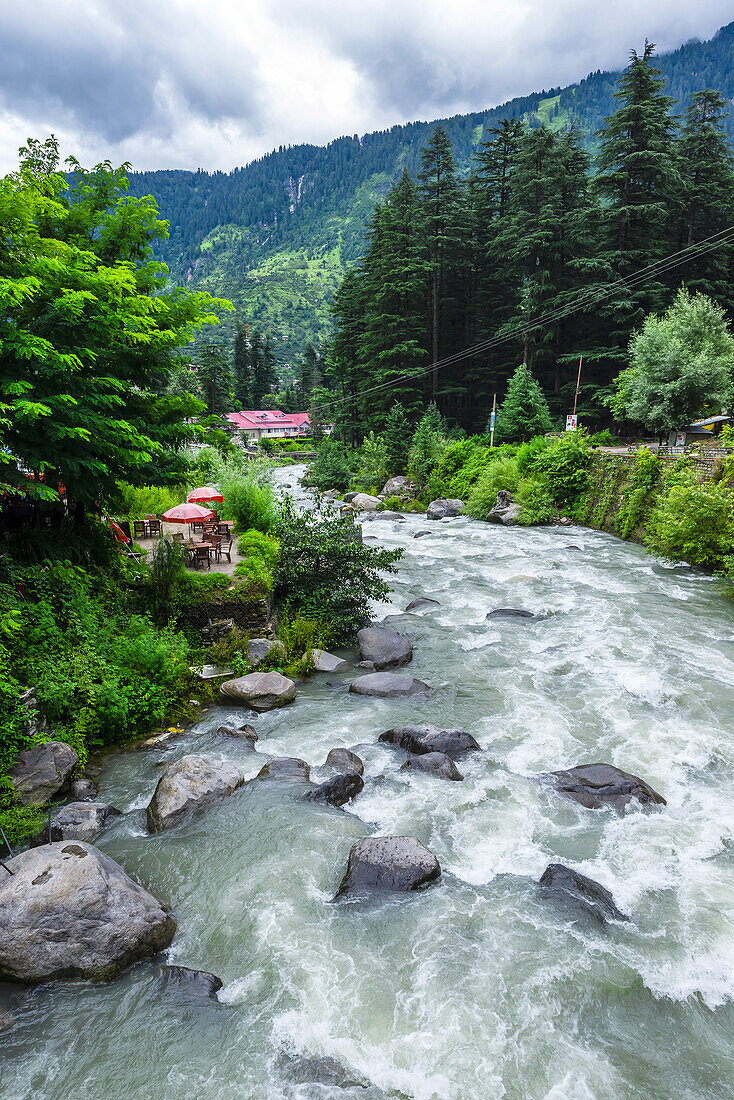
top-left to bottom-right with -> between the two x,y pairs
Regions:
490,411 -> 496,434
675,432 -> 686,448
565,414 -> 578,432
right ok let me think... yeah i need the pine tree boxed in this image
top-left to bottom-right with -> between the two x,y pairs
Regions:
198,344 -> 233,415
417,127 -> 463,399
232,320 -> 252,408
675,90 -> 734,308
383,401 -> 412,475
250,330 -> 277,406
495,363 -> 553,441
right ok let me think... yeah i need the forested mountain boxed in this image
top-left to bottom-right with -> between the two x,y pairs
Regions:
126,22 -> 734,369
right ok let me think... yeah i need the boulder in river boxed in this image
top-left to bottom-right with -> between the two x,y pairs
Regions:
325,748 -> 364,776
147,755 -> 244,833
426,498 -> 464,520
539,863 -> 629,924
69,778 -> 98,802
405,597 -> 440,612
256,757 -> 311,781
219,671 -> 296,711
50,802 -> 120,842
400,752 -> 464,781
379,724 -> 480,759
305,773 -> 364,806
9,741 -> 78,806
351,493 -> 381,512
216,723 -> 258,743
486,490 -> 523,526
320,489 -> 342,500
307,649 -> 350,673
281,1053 -> 369,1090
0,842 -> 176,983
335,835 -> 441,897
356,625 -> 412,670
376,510 -> 405,520
486,608 -> 536,621
549,762 -> 666,810
157,965 -> 223,999
381,476 -> 416,497
349,673 -> 431,698
413,530 -> 432,538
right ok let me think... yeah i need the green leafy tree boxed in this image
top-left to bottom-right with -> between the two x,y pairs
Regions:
383,401 -> 412,475
0,137 -> 229,513
495,363 -> 553,441
408,403 -> 447,483
306,438 -> 352,492
646,472 -> 734,570
610,289 -> 734,437
273,497 -> 402,643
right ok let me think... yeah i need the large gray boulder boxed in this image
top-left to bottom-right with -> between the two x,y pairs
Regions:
50,802 -> 119,842
400,752 -> 464,781
381,476 -> 416,497
376,510 -> 405,520
9,741 -> 78,806
147,755 -> 244,833
405,597 -> 440,612
308,649 -> 349,673
549,762 -> 666,811
325,748 -> 364,775
335,836 -> 440,897
349,673 -> 431,698
305,773 -> 364,807
351,493 -> 381,512
486,491 -> 523,525
539,863 -> 629,924
246,638 -> 284,667
379,724 -> 480,759
256,757 -> 311,781
0,843 -> 176,983
219,671 -> 296,711
356,626 -> 413,670
426,498 -> 463,520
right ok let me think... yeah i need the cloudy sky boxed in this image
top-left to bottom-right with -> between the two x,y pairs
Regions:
0,0 -> 731,174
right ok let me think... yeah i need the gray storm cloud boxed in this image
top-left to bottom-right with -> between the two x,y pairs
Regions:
0,0 -> 732,172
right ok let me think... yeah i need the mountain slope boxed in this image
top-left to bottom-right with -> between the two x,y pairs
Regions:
127,22 -> 734,368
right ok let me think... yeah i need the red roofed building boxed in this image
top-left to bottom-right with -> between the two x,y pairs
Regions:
226,410 -> 327,443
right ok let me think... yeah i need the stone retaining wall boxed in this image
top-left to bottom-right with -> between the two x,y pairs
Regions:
176,598 -> 270,636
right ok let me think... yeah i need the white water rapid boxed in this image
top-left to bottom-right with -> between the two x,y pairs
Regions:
2,465 -> 734,1098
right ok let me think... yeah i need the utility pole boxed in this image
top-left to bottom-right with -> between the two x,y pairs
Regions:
489,392 -> 497,448
573,355 -> 583,416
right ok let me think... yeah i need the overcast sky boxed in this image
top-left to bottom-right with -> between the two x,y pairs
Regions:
0,0 -> 732,174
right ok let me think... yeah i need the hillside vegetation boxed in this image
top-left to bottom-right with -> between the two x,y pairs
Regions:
125,23 -> 734,365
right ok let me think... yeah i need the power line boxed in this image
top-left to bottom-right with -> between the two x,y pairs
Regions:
310,224 -> 734,416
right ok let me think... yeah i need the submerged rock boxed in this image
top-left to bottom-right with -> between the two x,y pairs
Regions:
486,608 -> 536,620
404,597 -> 440,612
280,1052 -> 369,1090
325,748 -> 364,776
157,965 -> 223,999
539,863 -> 629,923
335,835 -> 441,897
305,773 -> 364,806
349,673 -> 431,698
413,530 -> 432,538
549,762 -> 666,810
216,723 -> 258,743
379,724 -> 480,759
377,510 -> 405,520
50,802 -> 119,842
0,842 -> 176,983
256,757 -> 311,781
9,741 -> 78,806
356,626 -> 413,670
147,755 -> 244,833
219,671 -> 296,711
400,752 -> 464,781
426,498 -> 464,520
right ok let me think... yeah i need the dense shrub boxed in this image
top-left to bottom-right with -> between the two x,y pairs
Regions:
646,474 -> 734,570
532,431 -> 591,508
116,483 -> 187,521
516,436 -> 549,474
236,529 -> 280,568
306,439 -> 353,492
615,448 -> 662,539
352,432 -> 388,493
273,498 -> 402,643
234,555 -> 274,596
221,478 -> 277,533
465,457 -> 522,518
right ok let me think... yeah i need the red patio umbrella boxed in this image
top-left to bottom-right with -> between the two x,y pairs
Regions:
162,502 -> 215,524
187,486 -> 224,504
106,519 -> 130,544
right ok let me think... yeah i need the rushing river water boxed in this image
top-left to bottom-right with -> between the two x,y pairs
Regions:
3,466 -> 734,1099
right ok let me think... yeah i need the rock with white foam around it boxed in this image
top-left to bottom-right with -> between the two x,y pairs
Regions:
335,835 -> 441,897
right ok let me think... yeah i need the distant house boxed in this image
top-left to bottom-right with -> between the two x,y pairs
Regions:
226,410 -> 330,443
667,415 -> 731,447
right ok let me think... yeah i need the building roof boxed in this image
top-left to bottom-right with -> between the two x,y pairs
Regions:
226,411 -> 311,430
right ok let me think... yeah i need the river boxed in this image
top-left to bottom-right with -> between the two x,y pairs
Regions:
3,466 -> 734,1099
